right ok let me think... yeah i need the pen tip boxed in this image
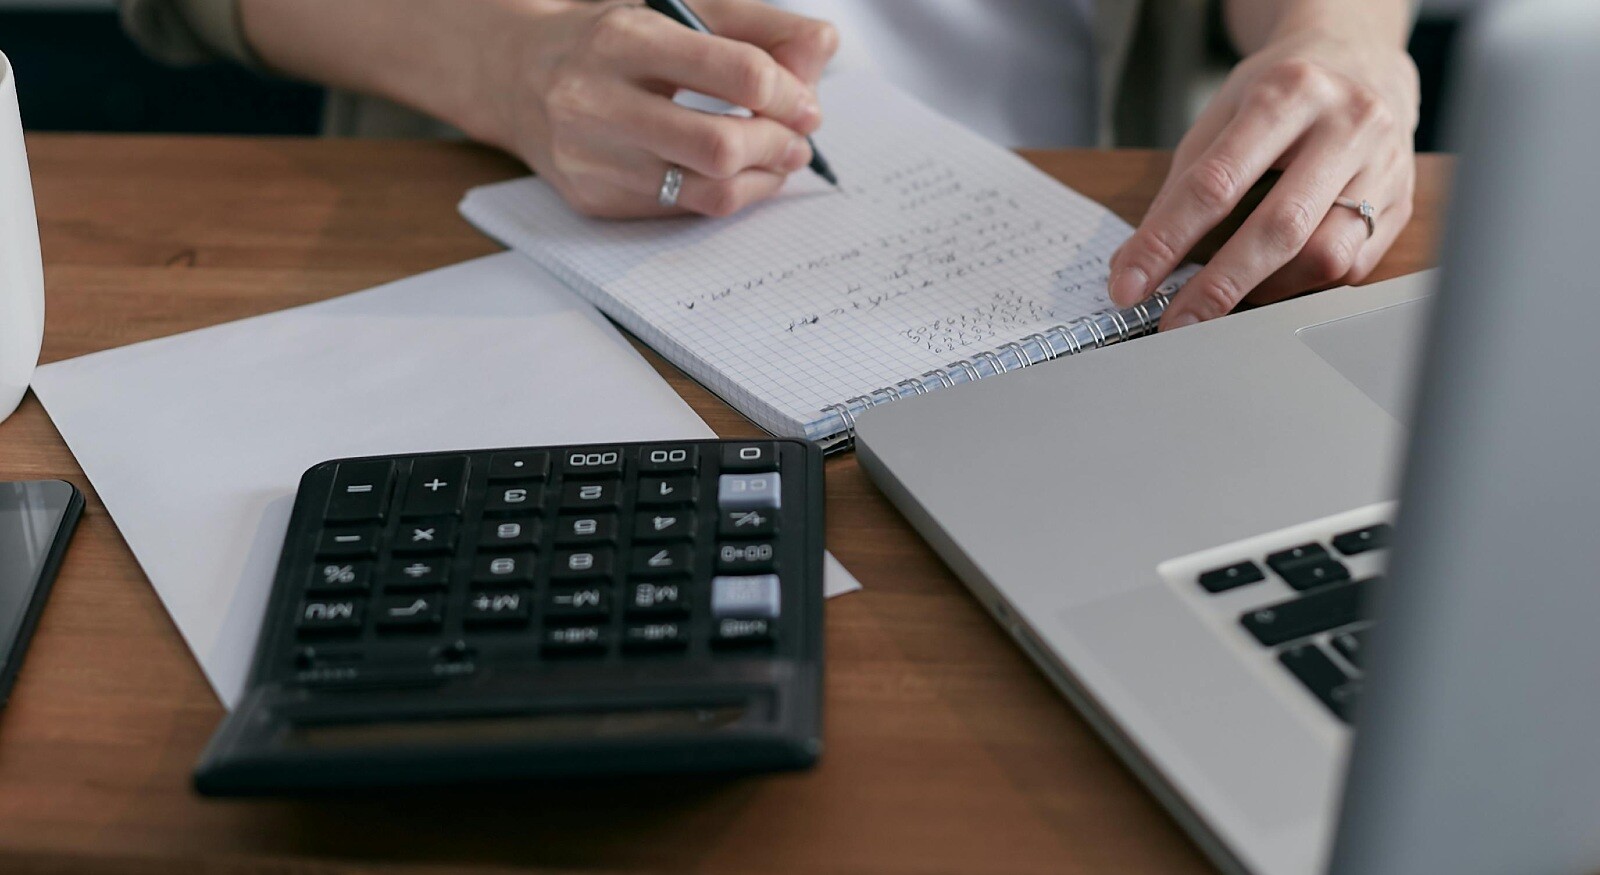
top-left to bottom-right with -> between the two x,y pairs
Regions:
808,148 -> 839,188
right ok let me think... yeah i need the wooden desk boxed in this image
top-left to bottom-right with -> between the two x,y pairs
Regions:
0,137 -> 1449,874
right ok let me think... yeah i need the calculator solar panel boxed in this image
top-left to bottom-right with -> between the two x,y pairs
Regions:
194,439 -> 825,795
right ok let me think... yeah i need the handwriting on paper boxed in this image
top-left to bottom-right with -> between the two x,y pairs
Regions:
672,155 -> 1104,361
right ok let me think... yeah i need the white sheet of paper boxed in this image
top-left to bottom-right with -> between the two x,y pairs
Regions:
33,253 -> 858,707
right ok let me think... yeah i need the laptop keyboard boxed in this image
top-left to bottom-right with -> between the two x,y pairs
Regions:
1164,511 -> 1395,725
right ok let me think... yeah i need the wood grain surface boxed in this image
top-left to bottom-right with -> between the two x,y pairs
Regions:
0,136 -> 1450,875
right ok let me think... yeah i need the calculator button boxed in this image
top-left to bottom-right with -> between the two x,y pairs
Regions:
711,575 -> 781,619
638,476 -> 695,507
464,590 -> 531,627
638,444 -> 699,474
473,552 -> 538,585
718,473 -> 781,511
631,545 -> 693,577
545,586 -> 611,619
720,509 -> 777,537
721,442 -> 778,472
627,580 -> 689,615
403,456 -> 469,517
325,460 -> 395,522
624,622 -> 688,651
551,548 -> 616,581
561,447 -> 624,478
554,513 -> 618,545
479,518 -> 539,549
381,558 -> 452,590
316,527 -> 380,558
713,618 -> 774,647
542,625 -> 609,655
296,598 -> 364,635
488,451 -> 550,481
561,481 -> 621,510
634,511 -> 696,542
717,541 -> 777,574
307,561 -> 372,594
392,519 -> 458,555
375,594 -> 444,632
485,484 -> 544,516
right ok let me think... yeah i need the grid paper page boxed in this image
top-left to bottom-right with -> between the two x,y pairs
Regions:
461,74 -> 1141,437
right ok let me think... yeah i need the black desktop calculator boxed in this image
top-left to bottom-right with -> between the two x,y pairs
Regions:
194,439 -> 825,795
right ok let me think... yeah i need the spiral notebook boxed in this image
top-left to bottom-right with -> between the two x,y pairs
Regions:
460,73 -> 1194,452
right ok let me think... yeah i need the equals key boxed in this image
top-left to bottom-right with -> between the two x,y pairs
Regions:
325,460 -> 395,522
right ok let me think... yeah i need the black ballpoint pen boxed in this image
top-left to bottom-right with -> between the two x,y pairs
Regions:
644,0 -> 840,187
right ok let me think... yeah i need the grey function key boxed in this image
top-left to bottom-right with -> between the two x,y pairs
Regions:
712,575 -> 781,619
718,472 -> 781,511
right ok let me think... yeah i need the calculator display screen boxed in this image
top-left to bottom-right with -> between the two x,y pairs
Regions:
289,704 -> 750,750
0,481 -> 75,655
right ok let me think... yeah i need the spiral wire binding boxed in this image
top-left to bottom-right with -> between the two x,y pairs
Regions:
820,292 -> 1174,451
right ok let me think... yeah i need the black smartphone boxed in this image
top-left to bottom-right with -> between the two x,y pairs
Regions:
0,480 -> 83,705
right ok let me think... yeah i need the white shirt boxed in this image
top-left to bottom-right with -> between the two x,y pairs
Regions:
770,0 -> 1100,148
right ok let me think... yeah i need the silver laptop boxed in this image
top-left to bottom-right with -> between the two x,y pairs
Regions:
854,3 -> 1600,874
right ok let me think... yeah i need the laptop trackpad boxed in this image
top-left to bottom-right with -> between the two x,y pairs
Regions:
1295,298 -> 1431,423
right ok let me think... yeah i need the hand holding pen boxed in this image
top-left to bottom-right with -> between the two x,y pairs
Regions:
472,0 -> 838,219
645,0 -> 838,190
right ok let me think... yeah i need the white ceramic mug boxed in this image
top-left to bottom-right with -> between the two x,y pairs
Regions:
0,50 -> 43,423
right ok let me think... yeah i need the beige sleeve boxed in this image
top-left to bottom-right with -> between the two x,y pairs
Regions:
118,0 -> 257,67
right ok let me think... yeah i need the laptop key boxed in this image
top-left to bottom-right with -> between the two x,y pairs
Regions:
1241,579 -> 1372,647
1331,627 -> 1370,668
1198,560 -> 1264,593
1332,524 -> 1393,556
1280,643 -> 1360,722
1278,557 -> 1351,592
1265,542 -> 1329,577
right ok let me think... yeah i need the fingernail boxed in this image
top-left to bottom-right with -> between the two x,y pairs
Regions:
1165,312 -> 1200,331
796,99 -> 821,131
1110,267 -> 1147,306
783,138 -> 812,171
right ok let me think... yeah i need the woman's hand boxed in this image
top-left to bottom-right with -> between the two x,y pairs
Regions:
1108,29 -> 1420,330
474,0 -> 838,219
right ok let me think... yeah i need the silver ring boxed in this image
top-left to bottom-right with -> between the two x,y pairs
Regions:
658,166 -> 684,208
1335,197 -> 1378,239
